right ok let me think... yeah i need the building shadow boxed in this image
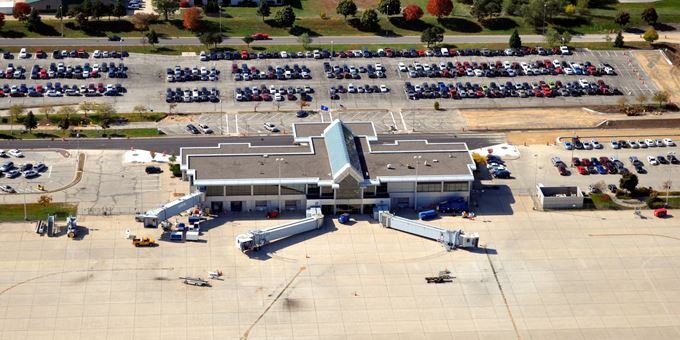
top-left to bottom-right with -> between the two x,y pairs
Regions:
472,184 -> 516,216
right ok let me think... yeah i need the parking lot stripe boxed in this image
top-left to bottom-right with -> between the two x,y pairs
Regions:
235,114 -> 239,134
398,111 -> 408,131
224,113 -> 229,134
389,111 -> 398,130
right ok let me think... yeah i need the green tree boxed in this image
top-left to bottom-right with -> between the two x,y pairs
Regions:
256,1 -> 270,22
23,111 -> 38,132
470,0 -> 502,22
643,27 -> 658,44
58,116 -> 70,132
26,8 -> 41,31
521,0 -> 564,29
146,29 -> 159,47
8,105 -> 25,135
297,32 -> 312,50
561,31 -> 572,44
543,27 -> 561,47
91,0 -> 104,20
75,12 -> 89,28
613,30 -> 624,47
113,0 -> 126,19
377,0 -> 401,15
421,26 -> 444,47
614,11 -> 629,28
38,106 -> 54,121
242,35 -> 254,48
509,28 -> 522,48
274,6 -> 295,27
641,7 -> 658,25
652,91 -> 670,108
81,0 -> 92,16
336,0 -> 357,21
204,0 -> 219,14
94,103 -> 115,130
152,0 -> 179,21
199,31 -> 223,48
619,173 -> 639,193
503,0 -> 526,16
360,8 -> 380,31
575,0 -> 589,16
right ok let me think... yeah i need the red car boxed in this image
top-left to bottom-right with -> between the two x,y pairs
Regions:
577,166 -> 588,175
240,50 -> 249,60
251,32 -> 270,40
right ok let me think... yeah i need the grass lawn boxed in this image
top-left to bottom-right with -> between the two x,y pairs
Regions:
0,203 -> 78,222
590,193 -> 629,210
1,0 -> 678,39
0,128 -> 163,139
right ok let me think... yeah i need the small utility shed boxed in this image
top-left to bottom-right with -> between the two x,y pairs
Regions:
535,184 -> 584,210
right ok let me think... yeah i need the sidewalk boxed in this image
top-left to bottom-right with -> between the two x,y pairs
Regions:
0,121 -> 158,131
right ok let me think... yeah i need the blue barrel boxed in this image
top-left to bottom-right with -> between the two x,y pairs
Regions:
338,213 -> 350,224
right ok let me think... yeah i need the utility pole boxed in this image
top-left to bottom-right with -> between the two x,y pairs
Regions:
543,3 -> 547,35
60,4 -> 64,37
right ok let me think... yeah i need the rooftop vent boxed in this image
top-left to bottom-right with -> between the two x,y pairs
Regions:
386,163 -> 394,170
407,164 -> 414,169
263,154 -> 269,158
424,161 -> 430,166
433,159 -> 439,163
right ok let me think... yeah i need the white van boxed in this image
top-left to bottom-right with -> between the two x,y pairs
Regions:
440,47 -> 449,56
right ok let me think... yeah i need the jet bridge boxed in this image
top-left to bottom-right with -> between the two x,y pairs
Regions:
236,207 -> 324,252
136,191 -> 204,228
377,210 -> 479,250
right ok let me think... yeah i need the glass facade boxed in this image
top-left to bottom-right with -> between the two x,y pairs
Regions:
225,185 -> 251,196
206,185 -> 224,196
443,182 -> 469,192
417,182 -> 442,192
253,185 -> 279,195
281,184 -> 306,195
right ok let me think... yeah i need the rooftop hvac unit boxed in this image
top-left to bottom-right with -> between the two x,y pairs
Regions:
386,163 -> 394,170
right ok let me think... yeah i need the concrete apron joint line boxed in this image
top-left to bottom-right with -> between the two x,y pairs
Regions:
484,246 -> 521,340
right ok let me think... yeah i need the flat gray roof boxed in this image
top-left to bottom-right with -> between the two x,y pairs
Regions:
184,121 -> 474,185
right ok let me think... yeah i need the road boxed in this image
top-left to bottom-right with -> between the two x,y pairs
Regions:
0,32 -> 667,47
0,133 -> 501,155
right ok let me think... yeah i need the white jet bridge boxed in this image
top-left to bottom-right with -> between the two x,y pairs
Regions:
377,210 -> 479,251
236,207 -> 324,252
136,191 -> 203,228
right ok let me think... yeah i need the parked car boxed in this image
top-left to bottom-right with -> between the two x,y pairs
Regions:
263,122 -> 279,132
145,166 -> 162,174
0,185 -> 15,193
8,149 -> 23,157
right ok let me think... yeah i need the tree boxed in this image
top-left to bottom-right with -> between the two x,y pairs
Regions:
57,106 -> 75,132
13,2 -> 31,20
75,12 -> 89,28
652,90 -> 670,108
132,13 -> 158,30
8,105 -> 24,135
503,0 -> 526,16
641,7 -> 658,25
509,29 -> 522,48
91,0 -> 104,20
152,0 -> 179,21
561,31 -> 572,44
58,116 -> 70,131
242,35 -> 254,48
426,0 -> 453,18
544,27 -> 561,47
24,111 -> 38,132
199,31 -> 222,48
613,30 -> 624,47
470,0 -> 502,22
377,0 -> 401,15
274,6 -> 295,27
26,8 -> 41,31
93,103 -> 115,129
619,173 -> 639,193
360,8 -> 380,31
204,0 -> 219,14
614,11 -> 630,28
183,7 -> 203,30
521,0 -> 564,29
421,26 -> 444,47
38,195 -> 53,207
113,0 -> 126,19
564,4 -> 575,16
636,93 -> 647,109
643,27 -> 658,44
0,13 -> 5,30
297,32 -> 312,50
38,106 -> 54,121
402,4 -> 424,21
80,0 -> 93,16
146,29 -> 159,47
336,0 -> 357,21
256,1 -> 270,22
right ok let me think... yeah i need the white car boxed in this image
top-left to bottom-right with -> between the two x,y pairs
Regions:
644,139 -> 656,147
379,85 -> 389,93
628,140 -> 639,149
647,155 -> 659,165
638,139 -> 648,148
655,139 -> 665,147
279,51 -> 289,58
398,62 -> 407,72
610,140 -> 620,149
564,68 -> 574,75
560,46 -> 571,55
663,138 -> 676,146
579,79 -> 589,88
8,149 -> 23,157
93,50 -> 102,58
198,124 -> 213,134
591,140 -> 603,149
583,142 -> 592,150
348,84 -> 356,93
263,122 -> 279,132
19,48 -> 28,59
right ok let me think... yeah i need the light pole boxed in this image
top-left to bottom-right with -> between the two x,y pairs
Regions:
330,40 -> 334,60
59,4 -> 64,37
666,152 -> 674,206
276,157 -> 284,211
219,1 -> 222,36
120,38 -> 124,59
413,155 -> 421,210
543,3 -> 547,35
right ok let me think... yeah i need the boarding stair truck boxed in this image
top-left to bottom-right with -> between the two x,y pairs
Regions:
236,208 -> 324,252
135,191 -> 204,228
377,210 -> 479,251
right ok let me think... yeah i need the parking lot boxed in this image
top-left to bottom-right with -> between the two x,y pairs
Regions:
494,136 -> 680,194
0,150 -> 76,194
0,49 -> 658,113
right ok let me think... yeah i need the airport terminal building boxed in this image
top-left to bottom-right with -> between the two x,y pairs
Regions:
180,120 -> 476,215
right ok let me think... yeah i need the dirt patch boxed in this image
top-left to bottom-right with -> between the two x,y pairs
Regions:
633,49 -> 680,102
507,128 -> 680,145
460,108 -> 605,130
604,117 -> 680,129
160,114 -> 196,124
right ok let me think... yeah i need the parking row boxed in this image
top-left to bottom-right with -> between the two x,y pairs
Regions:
553,153 -> 678,177
564,137 -> 676,150
324,62 -> 387,80
400,59 -> 616,79
7,48 -> 129,60
234,85 -> 314,102
165,87 -> 221,103
232,63 -> 312,81
0,83 -> 126,97
166,65 -> 219,82
329,84 -> 390,99
199,45 -> 572,62
404,79 -> 621,100
29,62 -> 128,80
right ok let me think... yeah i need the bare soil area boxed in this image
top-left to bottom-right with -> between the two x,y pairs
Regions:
460,107 -> 605,130
634,49 -> 680,102
507,127 -> 680,145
